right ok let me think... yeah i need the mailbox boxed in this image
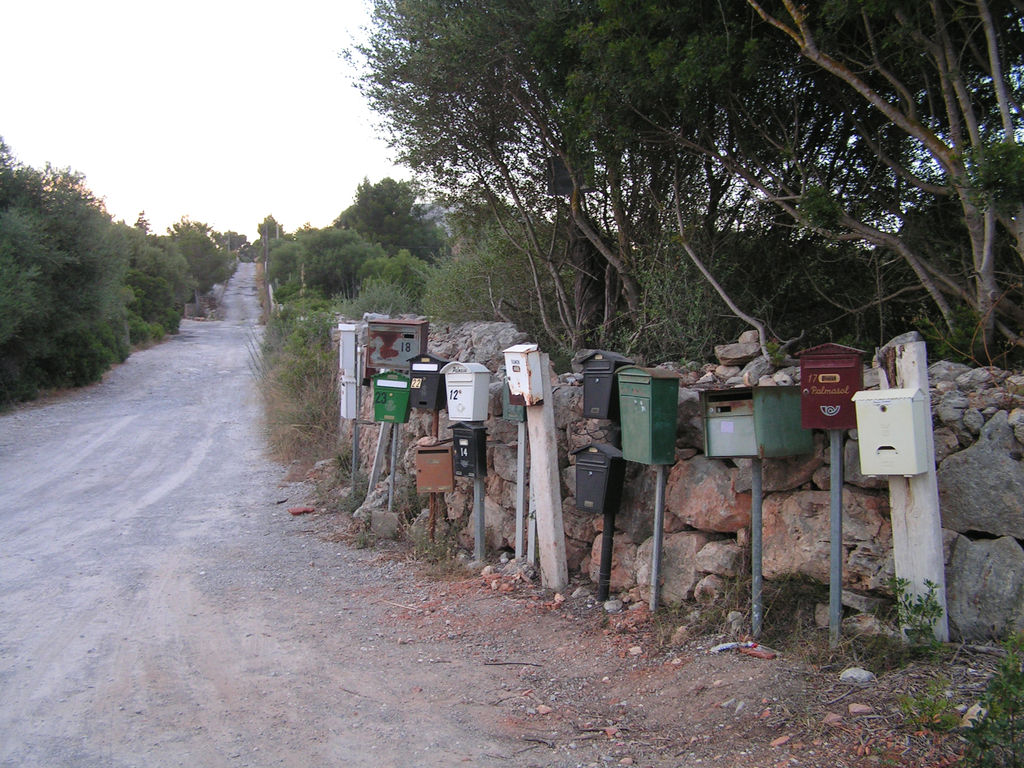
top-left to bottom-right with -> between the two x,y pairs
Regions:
573,443 -> 625,515
852,388 -> 931,476
371,371 -> 412,423
797,343 -> 865,430
339,375 -> 358,420
580,350 -> 633,419
409,353 -> 449,410
415,443 -> 455,492
338,322 -> 359,378
616,366 -> 680,465
701,386 -> 813,458
451,422 -> 487,477
501,380 -> 526,423
366,318 -> 429,369
503,343 -> 545,406
441,362 -> 491,422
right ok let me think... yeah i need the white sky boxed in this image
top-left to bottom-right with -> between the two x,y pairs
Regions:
1,0 -> 408,241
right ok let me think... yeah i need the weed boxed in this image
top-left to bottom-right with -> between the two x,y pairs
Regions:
897,675 -> 961,732
963,633 -> 1024,767
889,576 -> 945,647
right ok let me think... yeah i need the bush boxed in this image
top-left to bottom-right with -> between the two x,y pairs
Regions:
964,633 -> 1024,767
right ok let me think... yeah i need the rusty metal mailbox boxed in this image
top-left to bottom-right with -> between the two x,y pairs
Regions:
451,422 -> 487,478
441,362 -> 491,422
797,343 -> 865,430
366,318 -> 428,369
503,343 -> 545,406
573,443 -> 625,515
415,443 -> 455,492
371,371 -> 412,423
617,366 -> 680,465
501,380 -> 526,423
702,386 -> 813,458
409,353 -> 448,410
580,350 -> 633,420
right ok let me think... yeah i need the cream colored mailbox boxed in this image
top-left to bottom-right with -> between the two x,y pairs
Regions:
338,322 -> 359,378
852,388 -> 930,476
339,376 -> 358,420
503,343 -> 544,406
441,361 -> 491,422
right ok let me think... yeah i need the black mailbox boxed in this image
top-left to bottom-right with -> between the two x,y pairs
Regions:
409,353 -> 449,410
573,443 -> 625,514
580,350 -> 634,419
450,422 -> 487,478
573,443 -> 626,602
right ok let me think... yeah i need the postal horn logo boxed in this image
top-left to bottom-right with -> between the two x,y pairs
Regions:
819,404 -> 841,417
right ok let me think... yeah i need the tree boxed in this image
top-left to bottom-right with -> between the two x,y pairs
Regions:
169,217 -> 233,294
335,177 -> 447,260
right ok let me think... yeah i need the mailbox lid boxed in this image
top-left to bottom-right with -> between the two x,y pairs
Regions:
797,343 -> 865,430
415,443 -> 455,492
503,343 -> 545,406
752,386 -> 815,457
616,366 -> 680,465
371,370 -> 412,423
366,318 -> 429,368
572,443 -> 625,514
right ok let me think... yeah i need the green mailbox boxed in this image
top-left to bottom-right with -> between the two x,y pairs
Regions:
616,366 -> 680,465
501,380 -> 526,423
701,386 -> 813,458
372,371 -> 412,423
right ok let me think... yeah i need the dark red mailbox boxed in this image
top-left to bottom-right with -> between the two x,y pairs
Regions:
797,343 -> 865,430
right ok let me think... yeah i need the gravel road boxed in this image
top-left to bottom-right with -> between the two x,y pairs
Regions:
0,264 -> 561,768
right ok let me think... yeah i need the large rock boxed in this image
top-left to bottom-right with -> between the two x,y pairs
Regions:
588,532 -> 638,592
946,534 -> 1024,642
714,341 -> 760,367
938,411 -> 1024,538
665,455 -> 751,532
762,488 -> 893,590
636,531 -> 711,604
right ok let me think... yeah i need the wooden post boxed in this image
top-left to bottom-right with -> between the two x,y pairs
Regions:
876,334 -> 950,642
524,353 -> 568,591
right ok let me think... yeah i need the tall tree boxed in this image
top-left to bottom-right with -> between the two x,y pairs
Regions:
335,177 -> 447,260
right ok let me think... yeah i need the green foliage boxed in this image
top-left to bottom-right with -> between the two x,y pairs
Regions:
968,142 -> 1024,214
964,633 -> 1024,768
335,177 -> 447,260
334,276 -> 417,318
888,576 -> 945,647
357,248 -> 429,304
169,217 -> 233,294
897,675 -> 962,733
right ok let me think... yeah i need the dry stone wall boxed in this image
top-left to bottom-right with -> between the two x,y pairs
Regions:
342,321 -> 1024,643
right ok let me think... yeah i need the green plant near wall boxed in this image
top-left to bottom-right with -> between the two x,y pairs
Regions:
963,633 -> 1024,768
888,576 -> 945,648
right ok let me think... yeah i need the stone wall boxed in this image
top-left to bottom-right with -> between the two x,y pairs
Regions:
344,321 -> 1024,643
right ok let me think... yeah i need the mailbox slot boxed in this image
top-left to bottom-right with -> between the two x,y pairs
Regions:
580,350 -> 633,419
371,371 -> 412,423
441,362 -> 491,422
573,443 -> 625,515
852,388 -> 930,476
409,353 -> 449,411
415,443 -> 455,492
450,422 -> 487,478
797,343 -> 865,430
617,366 -> 680,465
503,343 -> 544,406
366,319 -> 429,369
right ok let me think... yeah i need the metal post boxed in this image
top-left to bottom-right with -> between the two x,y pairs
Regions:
751,456 -> 764,639
598,509 -> 615,602
649,464 -> 668,611
514,420 -> 527,560
473,475 -> 486,562
387,424 -> 399,513
829,429 -> 844,647
527,476 -> 537,565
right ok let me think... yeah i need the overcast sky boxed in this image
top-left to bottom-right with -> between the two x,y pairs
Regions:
1,0 -> 408,240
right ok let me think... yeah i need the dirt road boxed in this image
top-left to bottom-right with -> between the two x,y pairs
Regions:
0,264 -> 969,768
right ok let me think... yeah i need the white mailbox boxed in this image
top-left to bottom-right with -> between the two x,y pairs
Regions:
339,375 -> 358,420
503,343 -> 544,406
852,387 -> 930,476
338,322 -> 359,378
441,362 -> 491,422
